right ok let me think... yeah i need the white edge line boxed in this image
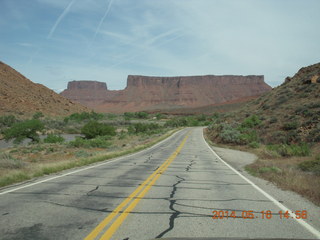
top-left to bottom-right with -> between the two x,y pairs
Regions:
0,129 -> 184,196
202,130 -> 320,239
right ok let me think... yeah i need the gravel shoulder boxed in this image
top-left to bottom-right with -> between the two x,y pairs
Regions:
208,144 -> 320,233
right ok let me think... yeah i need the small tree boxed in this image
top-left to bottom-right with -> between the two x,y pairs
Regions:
81,121 -> 116,139
3,119 -> 44,144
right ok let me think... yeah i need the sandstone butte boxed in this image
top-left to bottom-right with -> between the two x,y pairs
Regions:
60,75 -> 272,113
0,61 -> 89,117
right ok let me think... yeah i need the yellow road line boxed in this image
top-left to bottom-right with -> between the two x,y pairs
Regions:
85,134 -> 189,240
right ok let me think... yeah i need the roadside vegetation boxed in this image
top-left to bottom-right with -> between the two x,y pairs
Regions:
0,111 -> 213,188
205,69 -> 320,205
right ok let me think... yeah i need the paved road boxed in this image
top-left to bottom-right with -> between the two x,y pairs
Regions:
0,128 -> 319,240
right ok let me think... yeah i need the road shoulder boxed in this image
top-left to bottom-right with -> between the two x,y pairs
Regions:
206,143 -> 320,233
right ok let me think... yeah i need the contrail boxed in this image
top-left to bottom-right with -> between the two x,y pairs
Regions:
93,0 -> 114,40
105,33 -> 185,70
47,0 -> 77,39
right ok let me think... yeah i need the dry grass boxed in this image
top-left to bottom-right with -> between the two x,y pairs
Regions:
245,143 -> 320,206
204,128 -> 320,206
0,129 -> 179,188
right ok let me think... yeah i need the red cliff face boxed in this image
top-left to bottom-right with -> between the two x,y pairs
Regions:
60,75 -> 272,113
60,80 -> 119,108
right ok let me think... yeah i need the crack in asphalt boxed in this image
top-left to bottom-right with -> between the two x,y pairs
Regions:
86,185 -> 99,196
43,200 -> 108,213
155,175 -> 185,238
185,159 -> 195,172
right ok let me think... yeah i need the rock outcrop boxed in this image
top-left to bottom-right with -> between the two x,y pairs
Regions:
61,75 -> 272,113
0,61 -> 89,116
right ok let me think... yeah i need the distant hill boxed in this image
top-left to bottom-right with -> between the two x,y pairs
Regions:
0,61 -> 89,117
61,75 -> 272,113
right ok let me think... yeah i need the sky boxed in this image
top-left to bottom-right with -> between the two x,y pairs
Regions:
1,0 -> 320,92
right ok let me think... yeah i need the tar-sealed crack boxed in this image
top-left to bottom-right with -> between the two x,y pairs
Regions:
86,185 -> 99,196
156,175 -> 185,238
185,160 -> 195,172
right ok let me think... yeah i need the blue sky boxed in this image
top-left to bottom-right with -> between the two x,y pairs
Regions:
1,0 -> 320,92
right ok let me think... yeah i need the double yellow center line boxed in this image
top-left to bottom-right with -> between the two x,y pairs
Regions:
85,134 -> 189,240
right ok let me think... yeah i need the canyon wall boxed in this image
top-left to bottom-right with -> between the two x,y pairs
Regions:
60,75 -> 272,113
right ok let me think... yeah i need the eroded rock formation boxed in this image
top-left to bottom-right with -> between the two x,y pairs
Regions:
60,75 -> 272,113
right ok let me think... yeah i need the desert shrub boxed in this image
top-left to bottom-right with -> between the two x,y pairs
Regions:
267,143 -> 310,157
3,119 -> 44,144
123,112 -> 135,120
298,155 -> 320,174
33,112 -> 44,119
135,112 -> 149,119
258,166 -> 282,174
68,136 -> 112,148
240,129 -> 258,144
106,113 -> 117,119
269,117 -> 278,124
75,150 -> 93,158
64,111 -> 104,123
118,130 -> 127,140
188,118 -> 200,126
164,117 -> 188,127
285,130 -> 300,144
43,134 -> 65,143
219,124 -> 242,144
81,121 -> 116,139
128,123 -> 161,134
282,121 -> 299,131
0,153 -> 25,169
0,115 -> 17,128
295,106 -> 312,117
249,141 -> 260,148
307,127 -> 320,142
241,115 -> 262,129
155,113 -> 164,120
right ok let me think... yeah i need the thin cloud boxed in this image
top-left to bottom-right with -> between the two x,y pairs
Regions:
47,0 -> 77,39
105,32 -> 185,70
93,0 -> 114,41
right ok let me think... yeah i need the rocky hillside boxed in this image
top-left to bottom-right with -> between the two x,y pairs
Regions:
0,61 -> 89,117
61,75 -> 272,113
208,62 -> 320,145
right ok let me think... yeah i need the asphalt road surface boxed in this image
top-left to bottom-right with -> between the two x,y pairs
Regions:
0,128 -> 319,240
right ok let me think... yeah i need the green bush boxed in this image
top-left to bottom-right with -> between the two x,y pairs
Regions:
219,124 -> 242,144
43,134 -> 65,143
0,115 -> 17,128
128,123 -> 161,134
258,166 -> 282,174
3,119 -> 44,144
156,113 -> 164,120
64,111 -> 104,123
164,117 -> 188,127
240,129 -> 258,144
267,143 -> 310,157
241,115 -> 262,128
81,121 -> 116,139
249,141 -> 260,148
135,112 -> 149,119
298,155 -> 320,174
33,112 -> 44,119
